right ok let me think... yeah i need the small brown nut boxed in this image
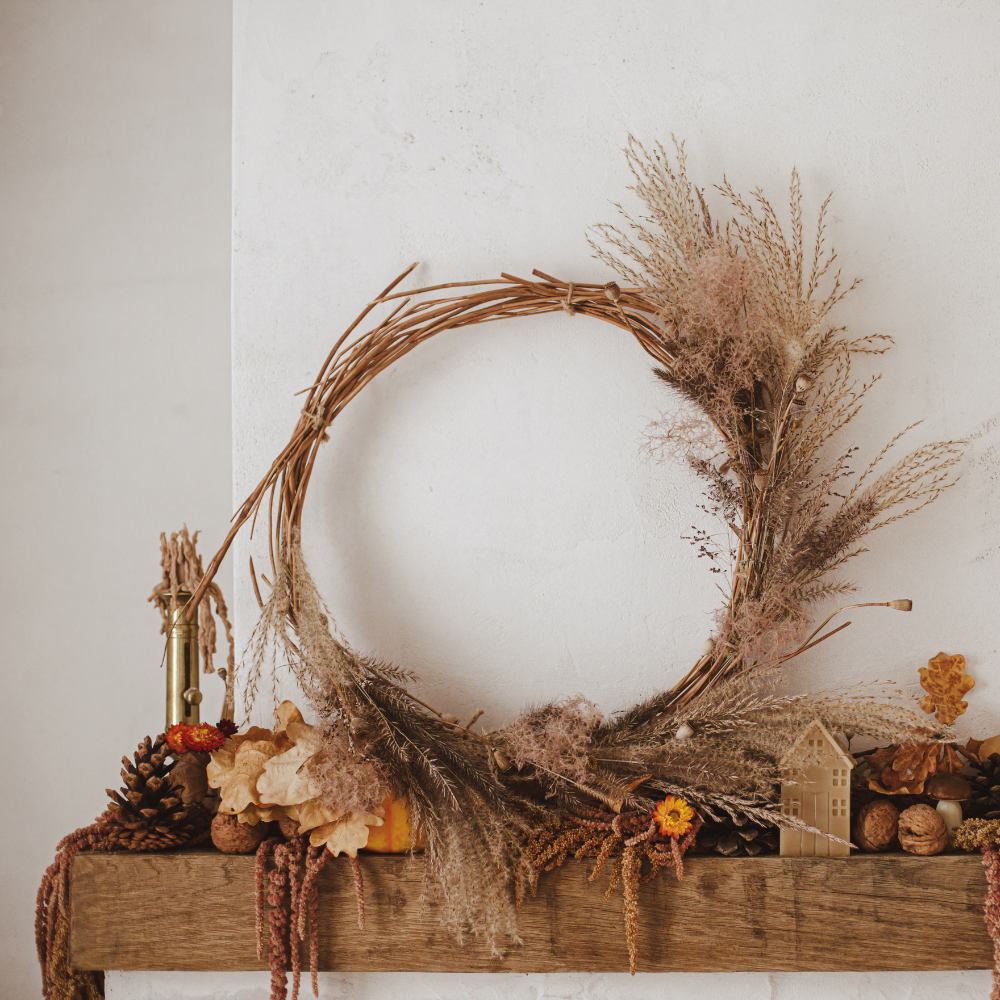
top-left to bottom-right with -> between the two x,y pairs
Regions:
278,817 -> 301,841
211,813 -> 269,854
854,799 -> 899,852
898,803 -> 948,856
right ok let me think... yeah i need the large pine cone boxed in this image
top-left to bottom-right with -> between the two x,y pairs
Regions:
962,752 -> 1000,820
100,734 -> 211,850
692,813 -> 778,857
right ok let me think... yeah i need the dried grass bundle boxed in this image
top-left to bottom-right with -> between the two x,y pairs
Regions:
595,138 -> 961,682
149,525 -> 236,717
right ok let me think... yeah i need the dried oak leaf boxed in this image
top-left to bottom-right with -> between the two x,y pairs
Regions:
207,739 -> 282,815
961,737 -> 984,764
308,807 -> 385,858
237,803 -> 288,826
276,700 -> 305,729
256,720 -> 327,807
229,726 -> 273,748
919,652 -> 974,725
283,798 -> 342,834
866,741 -> 963,795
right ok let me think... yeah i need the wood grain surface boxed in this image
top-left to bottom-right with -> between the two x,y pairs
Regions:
69,849 -> 992,973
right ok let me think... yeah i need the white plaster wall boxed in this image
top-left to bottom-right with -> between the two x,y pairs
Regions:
0,3 -> 233,997
121,1 -> 1000,997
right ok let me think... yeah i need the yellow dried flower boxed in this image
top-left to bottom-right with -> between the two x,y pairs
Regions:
653,795 -> 694,838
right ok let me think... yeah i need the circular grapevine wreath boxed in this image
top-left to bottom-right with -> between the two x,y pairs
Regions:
190,141 -> 959,969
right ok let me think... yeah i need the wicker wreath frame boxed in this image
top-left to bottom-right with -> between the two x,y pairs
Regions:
191,265 -> 720,711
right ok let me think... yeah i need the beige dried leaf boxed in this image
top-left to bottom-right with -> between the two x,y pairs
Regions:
256,720 -> 327,807
283,798 -> 342,833
208,740 -> 282,815
229,726 -> 273,747
276,700 -> 305,729
308,806 -> 385,858
237,803 -> 287,826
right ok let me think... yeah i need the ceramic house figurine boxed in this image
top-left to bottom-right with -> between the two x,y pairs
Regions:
779,720 -> 855,857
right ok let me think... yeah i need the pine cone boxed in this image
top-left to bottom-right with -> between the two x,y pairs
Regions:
961,752 -> 1000,820
100,734 -> 211,850
693,813 -> 779,857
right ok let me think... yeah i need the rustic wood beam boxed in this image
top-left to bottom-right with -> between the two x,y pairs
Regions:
69,849 -> 991,973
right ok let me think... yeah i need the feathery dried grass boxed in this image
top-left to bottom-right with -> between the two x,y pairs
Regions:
594,137 -> 961,679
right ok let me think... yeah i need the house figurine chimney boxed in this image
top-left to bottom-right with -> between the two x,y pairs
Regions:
779,719 -> 855,857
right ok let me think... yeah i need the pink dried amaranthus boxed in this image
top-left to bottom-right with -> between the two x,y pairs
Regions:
35,823 -> 115,1000
985,843 -> 1000,1000
254,836 -> 365,1000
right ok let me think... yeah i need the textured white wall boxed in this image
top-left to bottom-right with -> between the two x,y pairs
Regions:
0,3 -> 233,998
130,0 -> 1000,997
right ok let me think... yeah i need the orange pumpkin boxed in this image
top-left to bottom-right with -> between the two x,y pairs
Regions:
362,794 -> 423,853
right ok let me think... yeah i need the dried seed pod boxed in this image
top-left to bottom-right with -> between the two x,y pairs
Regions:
898,803 -> 948,856
853,799 -> 899,852
603,282 -> 621,303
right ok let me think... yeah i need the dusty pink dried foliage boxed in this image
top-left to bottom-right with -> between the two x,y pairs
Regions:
310,721 -> 387,817
498,696 -> 603,788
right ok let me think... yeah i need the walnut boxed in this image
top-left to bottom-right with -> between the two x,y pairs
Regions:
898,803 -> 948,856
278,817 -> 301,840
854,799 -> 899,852
211,813 -> 270,854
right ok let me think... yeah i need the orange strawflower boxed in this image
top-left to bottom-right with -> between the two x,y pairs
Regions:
165,723 -> 190,755
183,723 -> 226,752
653,795 -> 694,838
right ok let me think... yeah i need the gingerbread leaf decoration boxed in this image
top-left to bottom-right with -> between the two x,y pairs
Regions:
919,652 -> 974,725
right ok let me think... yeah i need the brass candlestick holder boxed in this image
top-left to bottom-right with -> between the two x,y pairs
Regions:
165,593 -> 203,729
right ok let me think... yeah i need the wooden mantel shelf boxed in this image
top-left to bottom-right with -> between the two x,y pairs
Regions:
70,848 -> 992,973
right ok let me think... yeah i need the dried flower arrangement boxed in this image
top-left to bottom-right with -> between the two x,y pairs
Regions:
179,140 -> 963,976
41,141 -> 992,999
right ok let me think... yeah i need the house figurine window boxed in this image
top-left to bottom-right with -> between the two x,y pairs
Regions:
779,720 -> 855,857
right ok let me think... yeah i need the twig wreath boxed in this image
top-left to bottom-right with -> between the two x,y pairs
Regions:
187,140 -> 962,971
